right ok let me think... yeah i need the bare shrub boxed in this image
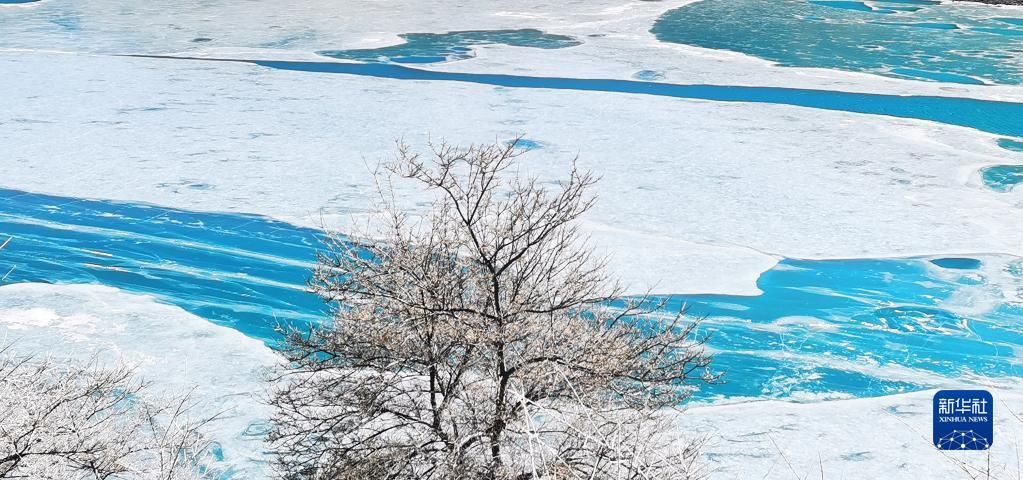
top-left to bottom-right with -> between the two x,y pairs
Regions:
268,139 -> 716,479
0,345 -> 216,480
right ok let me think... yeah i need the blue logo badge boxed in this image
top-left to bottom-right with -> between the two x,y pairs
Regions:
933,390 -> 993,450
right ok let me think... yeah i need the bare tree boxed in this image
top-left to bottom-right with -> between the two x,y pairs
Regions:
269,139 -> 716,480
0,345 -> 217,480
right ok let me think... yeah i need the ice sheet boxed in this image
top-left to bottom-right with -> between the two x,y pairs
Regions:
3,51 -> 1022,295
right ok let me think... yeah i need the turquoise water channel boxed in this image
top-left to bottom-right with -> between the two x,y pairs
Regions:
2,188 -> 1021,401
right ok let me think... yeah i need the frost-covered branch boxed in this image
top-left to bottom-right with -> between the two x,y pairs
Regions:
0,345 -> 217,480
269,139 -> 717,479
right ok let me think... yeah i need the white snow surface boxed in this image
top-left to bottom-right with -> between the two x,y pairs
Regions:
0,283 -> 277,477
683,384 -> 1023,479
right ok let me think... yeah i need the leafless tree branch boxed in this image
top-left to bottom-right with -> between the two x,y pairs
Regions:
269,139 -> 717,480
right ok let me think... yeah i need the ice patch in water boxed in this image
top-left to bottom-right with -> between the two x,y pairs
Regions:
997,18 -> 1023,27
809,1 -> 878,13
857,305 -> 967,334
972,26 -> 1023,37
318,29 -> 581,64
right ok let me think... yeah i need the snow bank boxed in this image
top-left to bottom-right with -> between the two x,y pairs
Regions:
685,383 -> 1023,478
0,283 -> 278,477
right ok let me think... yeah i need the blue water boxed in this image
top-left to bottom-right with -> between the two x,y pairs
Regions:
319,29 -> 581,64
981,165 -> 1023,192
231,59 -> 1023,138
974,26 -> 1023,37
0,188 -> 327,341
980,138 -> 1023,192
665,256 -> 1023,400
0,0 -> 39,3
510,138 -> 543,150
931,257 -> 983,269
652,0 -> 1023,85
3,188 -> 1022,401
1000,138 -> 1023,153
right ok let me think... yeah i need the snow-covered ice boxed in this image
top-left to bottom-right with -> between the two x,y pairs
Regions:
3,49 -> 1023,294
684,384 -> 1023,479
2,0 -> 1023,294
0,283 -> 277,477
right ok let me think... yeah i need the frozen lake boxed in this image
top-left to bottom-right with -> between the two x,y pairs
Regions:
3,0 -> 1023,476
